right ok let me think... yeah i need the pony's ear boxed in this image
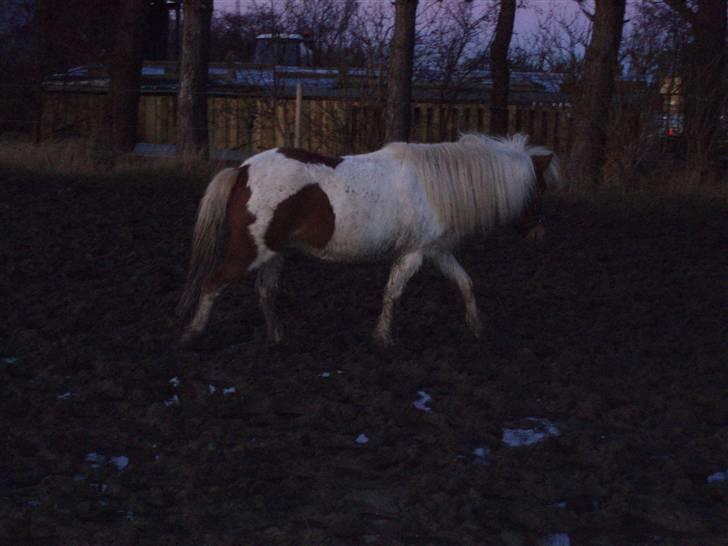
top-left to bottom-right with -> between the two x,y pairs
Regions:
531,154 -> 553,174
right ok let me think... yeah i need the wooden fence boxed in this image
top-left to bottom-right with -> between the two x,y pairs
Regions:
41,91 -> 572,155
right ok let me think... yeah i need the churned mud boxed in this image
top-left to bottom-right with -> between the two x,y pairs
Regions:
1,165 -> 727,545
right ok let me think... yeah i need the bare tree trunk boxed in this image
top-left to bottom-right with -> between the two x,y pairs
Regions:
567,0 -> 626,188
665,0 -> 726,169
177,0 -> 213,159
490,0 -> 516,136
110,0 -> 149,153
384,0 -> 418,143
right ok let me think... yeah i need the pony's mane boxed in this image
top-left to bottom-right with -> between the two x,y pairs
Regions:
386,133 -> 550,237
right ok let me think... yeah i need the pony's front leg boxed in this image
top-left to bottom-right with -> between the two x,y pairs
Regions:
255,255 -> 285,343
430,252 -> 482,338
374,252 -> 423,347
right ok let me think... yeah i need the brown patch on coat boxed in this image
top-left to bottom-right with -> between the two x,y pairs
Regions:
206,166 -> 257,288
277,147 -> 343,169
516,154 -> 552,239
264,184 -> 335,251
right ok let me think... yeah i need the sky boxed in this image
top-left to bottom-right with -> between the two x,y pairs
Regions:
213,0 -> 590,42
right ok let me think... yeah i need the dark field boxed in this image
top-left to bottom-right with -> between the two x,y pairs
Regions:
1,163 -> 727,545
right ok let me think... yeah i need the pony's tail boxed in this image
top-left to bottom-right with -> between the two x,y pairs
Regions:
177,167 -> 240,320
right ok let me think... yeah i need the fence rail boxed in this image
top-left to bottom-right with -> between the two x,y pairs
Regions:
40,91 -> 572,155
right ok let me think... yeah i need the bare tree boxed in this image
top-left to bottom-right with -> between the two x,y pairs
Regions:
177,0 -> 213,159
567,0 -> 626,187
385,0 -> 418,142
489,0 -> 516,135
664,0 -> 727,168
110,0 -> 149,153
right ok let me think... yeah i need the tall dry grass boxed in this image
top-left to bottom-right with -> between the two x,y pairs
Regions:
0,137 -> 233,181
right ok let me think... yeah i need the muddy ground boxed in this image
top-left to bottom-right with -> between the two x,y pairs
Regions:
1,164 -> 727,545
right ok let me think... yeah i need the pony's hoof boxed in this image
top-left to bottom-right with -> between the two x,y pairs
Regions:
373,330 -> 394,349
179,330 -> 202,350
467,317 -> 483,339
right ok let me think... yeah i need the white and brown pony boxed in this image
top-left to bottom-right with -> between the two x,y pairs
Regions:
177,134 -> 562,347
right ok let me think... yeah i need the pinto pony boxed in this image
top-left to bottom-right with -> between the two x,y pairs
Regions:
178,133 -> 562,346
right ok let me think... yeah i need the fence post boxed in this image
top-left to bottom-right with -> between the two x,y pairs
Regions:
295,82 -> 302,148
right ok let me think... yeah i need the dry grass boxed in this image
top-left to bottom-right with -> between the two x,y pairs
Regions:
1,136 -> 725,201
0,137 -> 233,180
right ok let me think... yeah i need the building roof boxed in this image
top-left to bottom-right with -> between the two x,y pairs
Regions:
43,61 -> 570,106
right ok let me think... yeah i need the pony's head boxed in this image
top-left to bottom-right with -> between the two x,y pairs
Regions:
519,140 -> 563,241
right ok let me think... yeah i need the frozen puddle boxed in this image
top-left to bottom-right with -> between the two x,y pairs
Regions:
86,452 -> 128,472
540,533 -> 570,546
473,447 -> 490,465
110,456 -> 129,471
1,357 -> 17,365
707,470 -> 728,483
502,418 -> 560,447
413,390 -> 433,412
355,433 -> 369,445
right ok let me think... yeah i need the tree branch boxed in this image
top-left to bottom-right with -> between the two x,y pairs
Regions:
663,0 -> 697,25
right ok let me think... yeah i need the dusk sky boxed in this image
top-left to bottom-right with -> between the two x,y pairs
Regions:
214,0 -> 591,43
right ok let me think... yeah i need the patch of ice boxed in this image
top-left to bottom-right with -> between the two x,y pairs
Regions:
473,447 -> 490,464
223,387 -> 237,395
502,418 -> 560,447
169,377 -> 181,388
413,390 -> 432,412
110,456 -> 129,471
355,433 -> 369,445
164,394 -> 179,407
85,452 -> 106,467
707,470 -> 728,483
208,384 -> 217,394
320,372 -> 331,378
1,357 -> 17,365
540,534 -> 570,546
119,510 -> 136,522
57,392 -> 73,400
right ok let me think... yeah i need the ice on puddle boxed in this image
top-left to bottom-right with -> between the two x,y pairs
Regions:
540,533 -> 570,546
169,377 -> 181,388
208,384 -> 217,394
110,456 -> 129,471
57,392 -> 73,400
707,470 -> 728,483
1,357 -> 17,365
320,372 -> 331,378
473,447 -> 490,464
85,452 -> 106,467
413,390 -> 433,412
223,387 -> 237,395
119,510 -> 136,522
355,433 -> 369,445
164,394 -> 179,407
502,418 -> 560,447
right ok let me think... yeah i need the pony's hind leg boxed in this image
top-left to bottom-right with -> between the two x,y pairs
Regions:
181,284 -> 223,346
374,252 -> 423,347
256,255 -> 285,343
430,252 -> 482,338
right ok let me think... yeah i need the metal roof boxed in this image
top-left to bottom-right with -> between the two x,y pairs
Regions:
43,61 -> 570,105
